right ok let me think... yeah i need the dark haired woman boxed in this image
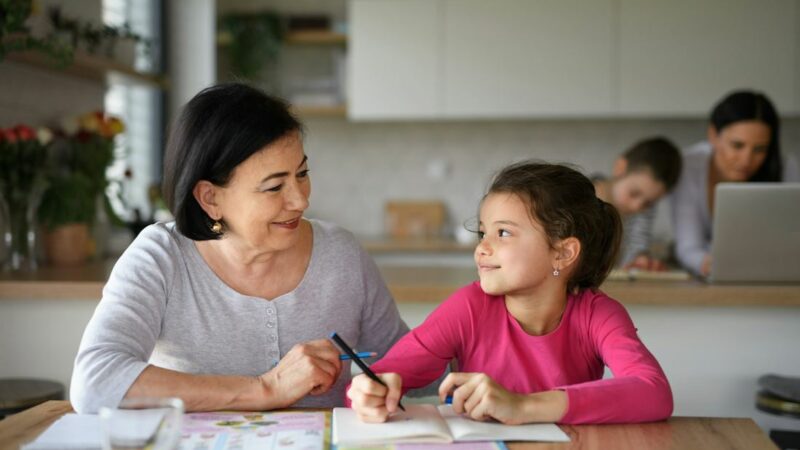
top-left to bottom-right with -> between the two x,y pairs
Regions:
671,90 -> 799,277
70,83 -> 409,413
346,161 -> 673,425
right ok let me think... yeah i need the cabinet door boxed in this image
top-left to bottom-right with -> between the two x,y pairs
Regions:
619,0 -> 799,116
348,0 -> 442,120
443,0 -> 614,118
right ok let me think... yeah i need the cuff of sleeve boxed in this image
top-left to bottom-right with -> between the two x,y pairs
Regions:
558,388 -> 582,424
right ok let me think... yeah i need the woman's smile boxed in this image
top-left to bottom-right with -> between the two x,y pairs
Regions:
272,217 -> 301,230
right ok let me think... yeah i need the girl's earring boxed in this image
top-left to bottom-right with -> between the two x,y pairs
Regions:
553,267 -> 560,277
211,220 -> 223,234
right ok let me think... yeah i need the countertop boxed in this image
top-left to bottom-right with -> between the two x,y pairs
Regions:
2,260 -> 800,306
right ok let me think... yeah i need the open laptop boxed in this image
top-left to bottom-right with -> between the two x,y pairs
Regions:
710,183 -> 800,283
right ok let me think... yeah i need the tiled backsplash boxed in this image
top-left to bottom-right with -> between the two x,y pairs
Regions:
303,117 -> 800,242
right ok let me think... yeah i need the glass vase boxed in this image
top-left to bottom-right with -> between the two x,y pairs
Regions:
1,186 -> 44,271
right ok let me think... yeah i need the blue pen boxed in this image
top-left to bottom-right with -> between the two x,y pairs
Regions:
339,351 -> 378,361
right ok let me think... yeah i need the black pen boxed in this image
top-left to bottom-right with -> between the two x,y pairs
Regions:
330,332 -> 405,412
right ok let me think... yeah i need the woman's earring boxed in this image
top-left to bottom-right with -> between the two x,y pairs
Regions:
553,268 -> 560,277
210,220 -> 223,234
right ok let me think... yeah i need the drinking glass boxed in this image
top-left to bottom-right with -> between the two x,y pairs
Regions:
99,397 -> 184,450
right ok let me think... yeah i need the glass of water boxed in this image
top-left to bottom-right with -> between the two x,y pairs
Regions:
99,397 -> 184,450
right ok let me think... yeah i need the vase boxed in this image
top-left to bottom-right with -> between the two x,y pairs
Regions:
43,223 -> 90,266
1,187 -> 44,271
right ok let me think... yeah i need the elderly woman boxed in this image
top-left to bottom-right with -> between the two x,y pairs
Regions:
70,83 -> 409,413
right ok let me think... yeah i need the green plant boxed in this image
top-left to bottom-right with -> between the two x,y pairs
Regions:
0,0 -> 73,66
219,12 -> 282,79
47,6 -> 152,59
37,173 -> 95,230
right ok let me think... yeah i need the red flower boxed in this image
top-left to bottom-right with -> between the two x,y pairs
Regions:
13,124 -> 36,141
2,128 -> 18,144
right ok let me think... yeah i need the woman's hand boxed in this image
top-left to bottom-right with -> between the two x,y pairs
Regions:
625,254 -> 666,271
347,373 -> 403,423
259,339 -> 342,408
439,373 -> 567,425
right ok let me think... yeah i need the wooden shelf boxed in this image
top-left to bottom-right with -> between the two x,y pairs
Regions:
5,50 -> 167,89
291,104 -> 347,118
284,30 -> 347,45
217,30 -> 346,47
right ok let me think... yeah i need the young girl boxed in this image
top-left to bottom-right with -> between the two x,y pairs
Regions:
346,161 -> 673,425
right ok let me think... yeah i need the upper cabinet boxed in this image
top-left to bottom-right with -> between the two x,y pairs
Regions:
618,0 -> 798,116
349,0 -> 800,120
443,0 -> 614,118
348,0 -> 442,119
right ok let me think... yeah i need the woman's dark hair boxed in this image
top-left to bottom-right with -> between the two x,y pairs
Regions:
162,83 -> 302,240
710,90 -> 782,182
486,161 -> 622,293
622,136 -> 683,191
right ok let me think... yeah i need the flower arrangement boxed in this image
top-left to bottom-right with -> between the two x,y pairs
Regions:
0,124 -> 52,270
38,111 -> 125,231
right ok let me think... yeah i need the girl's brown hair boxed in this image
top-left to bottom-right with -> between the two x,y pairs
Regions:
486,161 -> 622,292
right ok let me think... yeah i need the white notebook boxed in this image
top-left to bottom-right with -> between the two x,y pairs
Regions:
332,404 -> 570,447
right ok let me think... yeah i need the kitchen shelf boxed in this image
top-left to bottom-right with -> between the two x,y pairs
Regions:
291,104 -> 347,118
284,30 -> 347,45
5,50 -> 167,89
217,30 -> 346,47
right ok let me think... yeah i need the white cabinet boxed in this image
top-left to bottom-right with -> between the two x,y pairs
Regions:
348,0 -> 800,119
618,0 -> 799,116
348,0 -> 442,119
443,0 -> 614,118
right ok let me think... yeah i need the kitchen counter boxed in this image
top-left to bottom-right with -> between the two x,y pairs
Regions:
358,235 -> 475,253
2,260 -> 799,306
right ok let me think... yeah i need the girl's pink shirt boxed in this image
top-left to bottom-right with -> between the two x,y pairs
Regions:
356,281 -> 673,424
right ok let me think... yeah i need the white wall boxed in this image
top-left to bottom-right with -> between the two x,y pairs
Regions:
303,117 -> 800,240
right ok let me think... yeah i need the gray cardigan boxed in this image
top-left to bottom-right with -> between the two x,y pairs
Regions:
70,220 -> 409,413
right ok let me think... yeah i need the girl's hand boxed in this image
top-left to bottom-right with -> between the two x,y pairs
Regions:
625,254 -> 666,271
700,254 -> 713,277
259,339 -> 342,408
347,373 -> 403,423
439,373 -> 568,424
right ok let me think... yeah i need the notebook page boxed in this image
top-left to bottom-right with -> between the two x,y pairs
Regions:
21,414 -> 101,450
438,405 -> 570,442
333,405 -> 453,446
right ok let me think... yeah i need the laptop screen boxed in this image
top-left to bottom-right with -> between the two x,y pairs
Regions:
710,183 -> 800,283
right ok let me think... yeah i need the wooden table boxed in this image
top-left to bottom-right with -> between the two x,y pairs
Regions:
0,401 -> 778,450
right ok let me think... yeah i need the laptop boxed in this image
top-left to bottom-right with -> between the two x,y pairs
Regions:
710,183 -> 800,283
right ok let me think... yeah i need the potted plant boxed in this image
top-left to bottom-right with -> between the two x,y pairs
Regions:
37,111 -> 126,265
219,12 -> 282,79
37,173 -> 95,266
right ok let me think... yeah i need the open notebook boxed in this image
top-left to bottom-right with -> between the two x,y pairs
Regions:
332,404 -> 570,447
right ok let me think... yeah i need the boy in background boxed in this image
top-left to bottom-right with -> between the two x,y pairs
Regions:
593,137 -> 682,270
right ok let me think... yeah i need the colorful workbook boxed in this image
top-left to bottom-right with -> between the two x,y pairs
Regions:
178,410 -> 329,450
332,404 -> 570,447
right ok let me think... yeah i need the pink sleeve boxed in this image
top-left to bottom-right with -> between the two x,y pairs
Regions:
344,284 -> 479,406
559,296 -> 673,424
